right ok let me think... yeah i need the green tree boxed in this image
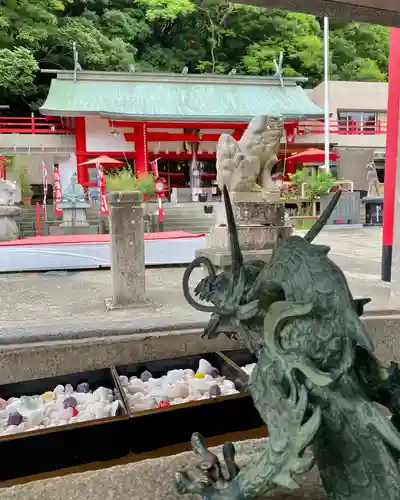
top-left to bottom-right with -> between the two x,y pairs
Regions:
0,0 -> 392,113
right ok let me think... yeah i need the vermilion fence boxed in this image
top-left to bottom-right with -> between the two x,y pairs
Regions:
297,119 -> 387,135
0,116 -> 388,136
0,115 -> 73,134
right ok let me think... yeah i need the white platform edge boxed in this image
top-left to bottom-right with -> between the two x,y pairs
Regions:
0,237 -> 206,272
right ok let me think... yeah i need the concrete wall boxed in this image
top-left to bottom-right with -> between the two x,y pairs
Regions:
310,81 -> 388,113
308,81 -> 387,150
335,147 -> 375,189
5,154 -> 78,198
0,134 -> 74,155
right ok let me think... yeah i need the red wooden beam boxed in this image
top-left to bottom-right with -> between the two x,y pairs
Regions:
124,132 -> 242,142
79,151 -> 217,160
109,120 -> 247,130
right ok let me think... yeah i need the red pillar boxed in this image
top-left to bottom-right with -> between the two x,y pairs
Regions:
134,124 -> 148,176
75,117 -> 88,185
0,156 -> 5,179
382,28 -> 400,281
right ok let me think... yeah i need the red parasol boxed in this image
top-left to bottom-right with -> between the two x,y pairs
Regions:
77,155 -> 124,167
287,148 -> 340,164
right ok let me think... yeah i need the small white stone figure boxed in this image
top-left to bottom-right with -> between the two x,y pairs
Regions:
216,116 -> 284,196
0,179 -> 16,206
366,162 -> 382,197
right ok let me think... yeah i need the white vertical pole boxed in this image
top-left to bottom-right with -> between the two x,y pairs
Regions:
323,16 -> 330,170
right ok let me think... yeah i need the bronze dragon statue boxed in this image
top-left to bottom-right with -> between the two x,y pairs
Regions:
176,186 -> 400,500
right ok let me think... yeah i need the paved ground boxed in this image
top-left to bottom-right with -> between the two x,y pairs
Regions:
0,227 -> 394,344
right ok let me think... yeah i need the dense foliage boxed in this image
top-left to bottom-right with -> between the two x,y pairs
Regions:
0,0 -> 390,113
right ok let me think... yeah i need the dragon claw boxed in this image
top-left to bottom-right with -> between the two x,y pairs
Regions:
175,433 -> 241,498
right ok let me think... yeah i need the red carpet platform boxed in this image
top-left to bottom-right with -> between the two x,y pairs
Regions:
0,231 -> 206,272
0,231 -> 205,247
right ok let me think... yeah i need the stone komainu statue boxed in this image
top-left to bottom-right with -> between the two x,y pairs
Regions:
216,116 -> 284,195
0,179 -> 16,206
366,162 -> 382,197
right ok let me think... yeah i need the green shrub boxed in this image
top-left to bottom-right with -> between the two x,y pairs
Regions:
288,167 -> 335,200
106,169 -> 155,196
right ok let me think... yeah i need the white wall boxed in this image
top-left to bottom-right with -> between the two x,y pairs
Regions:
85,119 -> 225,155
86,117 -> 134,153
58,154 -> 77,191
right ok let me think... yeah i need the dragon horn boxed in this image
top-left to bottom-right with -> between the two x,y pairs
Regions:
223,185 -> 243,273
304,190 -> 342,243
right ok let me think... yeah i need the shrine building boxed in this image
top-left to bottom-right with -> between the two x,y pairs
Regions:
38,70 -> 326,196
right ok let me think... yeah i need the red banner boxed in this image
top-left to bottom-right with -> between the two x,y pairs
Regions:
150,159 -> 159,177
42,161 -> 48,205
53,166 -> 62,215
97,163 -> 109,215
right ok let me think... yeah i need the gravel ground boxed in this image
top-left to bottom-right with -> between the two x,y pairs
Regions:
0,227 -> 393,343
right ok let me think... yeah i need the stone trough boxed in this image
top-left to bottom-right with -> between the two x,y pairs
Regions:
0,349 -> 263,482
0,311 -> 398,497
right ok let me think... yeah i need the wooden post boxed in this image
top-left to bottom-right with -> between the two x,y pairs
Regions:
106,191 -> 146,308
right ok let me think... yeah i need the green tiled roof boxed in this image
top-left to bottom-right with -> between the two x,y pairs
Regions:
40,71 -> 323,121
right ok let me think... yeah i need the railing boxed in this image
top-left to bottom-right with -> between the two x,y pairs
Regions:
297,119 -> 387,136
0,115 -> 73,134
0,116 -> 387,136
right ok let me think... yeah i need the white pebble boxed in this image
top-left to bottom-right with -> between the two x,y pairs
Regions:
65,384 -> 74,396
197,359 -> 213,375
121,361 -> 242,413
126,380 -> 146,395
222,380 -> 236,390
0,381 -> 121,437
54,385 -> 65,396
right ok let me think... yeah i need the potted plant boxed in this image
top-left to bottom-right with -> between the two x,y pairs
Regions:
20,166 -> 33,205
106,169 -> 156,230
106,169 -> 155,196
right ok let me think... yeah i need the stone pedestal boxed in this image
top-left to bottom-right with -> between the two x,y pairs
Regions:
197,196 -> 292,270
0,205 -> 20,241
106,191 -> 146,309
49,202 -> 94,235
59,202 -> 90,227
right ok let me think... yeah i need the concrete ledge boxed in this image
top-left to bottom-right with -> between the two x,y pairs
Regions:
0,438 -> 325,499
0,329 -> 242,384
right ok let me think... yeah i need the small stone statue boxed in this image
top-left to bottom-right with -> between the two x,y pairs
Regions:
178,186 -> 400,500
366,162 -> 382,197
0,179 -> 16,206
61,173 -> 86,204
216,116 -> 283,198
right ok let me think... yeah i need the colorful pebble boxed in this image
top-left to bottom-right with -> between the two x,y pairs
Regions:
140,370 -> 152,382
72,407 -> 79,417
42,391 -> 55,402
63,396 -> 78,409
76,383 -> 90,393
121,359 -> 240,413
209,385 -> 222,398
7,412 -> 23,426
0,398 -> 7,410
